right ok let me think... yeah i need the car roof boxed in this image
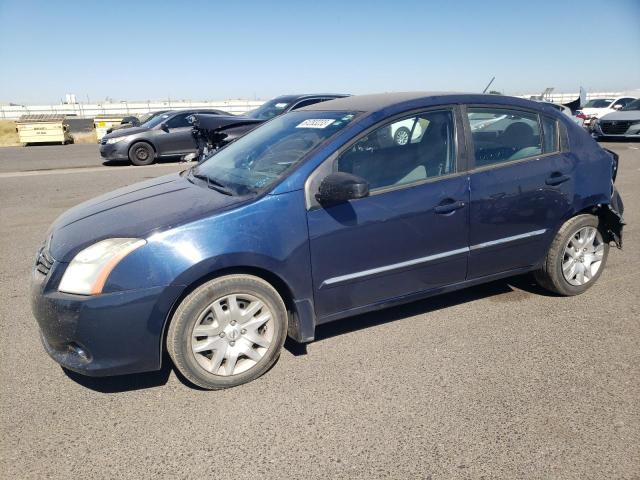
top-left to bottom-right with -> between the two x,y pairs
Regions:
300,91 -> 551,114
167,109 -> 227,116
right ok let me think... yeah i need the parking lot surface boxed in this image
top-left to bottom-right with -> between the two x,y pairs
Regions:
0,142 -> 638,479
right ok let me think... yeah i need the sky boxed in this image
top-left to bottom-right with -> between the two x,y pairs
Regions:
0,0 -> 639,104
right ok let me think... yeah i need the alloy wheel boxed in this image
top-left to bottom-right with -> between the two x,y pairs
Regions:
562,226 -> 605,286
190,293 -> 273,376
394,129 -> 410,145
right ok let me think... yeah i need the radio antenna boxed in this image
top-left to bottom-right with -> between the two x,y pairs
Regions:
482,77 -> 496,94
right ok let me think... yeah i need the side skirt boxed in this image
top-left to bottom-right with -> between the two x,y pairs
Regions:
315,265 -> 537,327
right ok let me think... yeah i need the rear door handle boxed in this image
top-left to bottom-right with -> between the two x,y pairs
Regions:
545,173 -> 571,186
434,200 -> 466,214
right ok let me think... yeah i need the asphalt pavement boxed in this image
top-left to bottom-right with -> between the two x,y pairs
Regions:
0,142 -> 638,479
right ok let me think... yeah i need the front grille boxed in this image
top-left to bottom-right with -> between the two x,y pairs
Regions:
35,248 -> 54,276
600,121 -> 632,135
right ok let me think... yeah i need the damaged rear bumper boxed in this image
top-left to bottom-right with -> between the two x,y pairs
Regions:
601,148 -> 625,248
603,187 -> 625,248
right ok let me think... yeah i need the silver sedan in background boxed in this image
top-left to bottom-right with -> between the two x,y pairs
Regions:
593,99 -> 640,139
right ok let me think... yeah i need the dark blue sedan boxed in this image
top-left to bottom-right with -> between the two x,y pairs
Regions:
31,93 -> 625,389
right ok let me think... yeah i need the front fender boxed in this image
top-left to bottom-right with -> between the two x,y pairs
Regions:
102,190 -> 317,341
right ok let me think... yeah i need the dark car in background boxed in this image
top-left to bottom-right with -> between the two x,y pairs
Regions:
592,99 -> 640,139
190,94 -> 348,160
105,111 -> 170,135
99,109 -> 229,165
31,93 -> 624,390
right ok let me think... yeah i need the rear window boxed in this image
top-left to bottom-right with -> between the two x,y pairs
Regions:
467,108 -> 542,167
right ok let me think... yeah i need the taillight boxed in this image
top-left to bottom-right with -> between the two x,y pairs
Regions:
576,113 -> 589,120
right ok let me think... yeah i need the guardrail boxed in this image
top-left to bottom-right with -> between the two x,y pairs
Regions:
0,99 -> 265,120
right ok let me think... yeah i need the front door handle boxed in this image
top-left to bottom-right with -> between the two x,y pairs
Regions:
434,200 -> 466,214
545,173 -> 571,186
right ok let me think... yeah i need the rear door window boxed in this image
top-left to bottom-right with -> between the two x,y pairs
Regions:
467,108 -> 542,167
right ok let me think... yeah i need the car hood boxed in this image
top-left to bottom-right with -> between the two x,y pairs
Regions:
580,107 -> 610,116
47,172 -> 248,262
190,113 -> 262,131
598,110 -> 640,121
103,126 -> 149,139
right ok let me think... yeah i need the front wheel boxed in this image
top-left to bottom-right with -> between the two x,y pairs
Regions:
128,142 -> 155,166
534,214 -> 609,296
394,127 -> 411,145
167,275 -> 288,389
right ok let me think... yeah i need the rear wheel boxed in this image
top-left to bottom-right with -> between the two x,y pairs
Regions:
167,275 -> 288,389
128,142 -> 155,166
534,214 -> 609,295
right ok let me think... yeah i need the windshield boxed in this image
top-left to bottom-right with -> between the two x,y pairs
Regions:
584,99 -> 614,108
194,111 -> 357,194
139,112 -> 162,124
247,98 -> 292,120
622,99 -> 640,111
141,113 -> 171,128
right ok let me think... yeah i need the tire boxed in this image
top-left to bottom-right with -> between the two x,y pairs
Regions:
128,141 -> 155,166
394,127 -> 411,145
167,274 -> 288,390
534,214 -> 609,296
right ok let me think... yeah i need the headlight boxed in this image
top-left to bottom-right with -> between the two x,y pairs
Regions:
58,238 -> 146,295
106,136 -> 129,144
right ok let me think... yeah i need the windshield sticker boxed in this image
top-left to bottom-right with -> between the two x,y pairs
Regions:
275,103 -> 288,109
296,119 -> 336,129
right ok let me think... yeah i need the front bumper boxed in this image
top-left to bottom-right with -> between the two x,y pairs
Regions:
31,260 -> 182,376
99,141 -> 130,161
593,121 -> 640,138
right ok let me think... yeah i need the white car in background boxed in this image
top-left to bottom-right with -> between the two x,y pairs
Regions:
390,118 -> 423,145
577,97 -> 637,127
540,102 -> 584,127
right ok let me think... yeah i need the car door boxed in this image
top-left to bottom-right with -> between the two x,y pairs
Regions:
306,107 -> 470,320
464,106 -> 575,278
156,112 -> 196,155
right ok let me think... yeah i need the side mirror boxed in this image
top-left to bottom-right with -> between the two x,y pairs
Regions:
613,104 -> 623,110
316,172 -> 369,206
161,123 -> 170,132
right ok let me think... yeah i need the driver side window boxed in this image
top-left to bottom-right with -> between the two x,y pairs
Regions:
166,114 -> 189,129
336,109 -> 456,192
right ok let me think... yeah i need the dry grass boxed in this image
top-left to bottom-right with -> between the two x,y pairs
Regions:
71,131 -> 98,144
0,120 -> 20,146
